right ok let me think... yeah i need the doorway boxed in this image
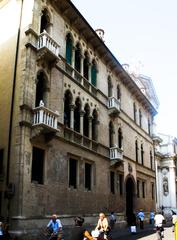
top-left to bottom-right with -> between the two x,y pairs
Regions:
126,177 -> 135,225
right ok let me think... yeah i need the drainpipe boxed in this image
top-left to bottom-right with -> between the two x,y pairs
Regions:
6,0 -> 24,186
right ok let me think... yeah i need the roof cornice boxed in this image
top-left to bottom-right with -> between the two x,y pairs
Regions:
52,0 -> 158,116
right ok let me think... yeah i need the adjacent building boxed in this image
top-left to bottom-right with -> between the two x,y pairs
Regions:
0,0 -> 159,232
154,133 -> 177,210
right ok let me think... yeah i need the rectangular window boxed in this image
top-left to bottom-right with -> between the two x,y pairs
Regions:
139,110 -> 142,127
69,158 -> 77,189
151,183 -> 154,199
0,149 -> 4,175
148,119 -> 151,135
110,171 -> 115,194
31,147 -> 44,184
150,151 -> 153,169
141,145 -> 144,165
85,163 -> 92,191
142,181 -> 145,198
137,180 -> 140,198
119,174 -> 123,195
133,103 -> 137,123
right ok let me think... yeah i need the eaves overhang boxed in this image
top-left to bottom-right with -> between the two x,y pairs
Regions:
53,0 -> 158,116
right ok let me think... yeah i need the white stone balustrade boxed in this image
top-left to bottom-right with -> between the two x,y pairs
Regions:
38,31 -> 60,57
33,104 -> 59,131
110,146 -> 123,161
108,97 -> 120,113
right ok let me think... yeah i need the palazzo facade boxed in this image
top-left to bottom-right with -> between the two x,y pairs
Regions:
0,0 -> 159,231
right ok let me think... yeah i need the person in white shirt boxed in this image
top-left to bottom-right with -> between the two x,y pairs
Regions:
154,212 -> 165,227
154,211 -> 165,238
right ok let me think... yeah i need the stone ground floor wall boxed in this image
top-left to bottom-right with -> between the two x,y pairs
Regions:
4,134 -> 155,235
9,212 -> 154,240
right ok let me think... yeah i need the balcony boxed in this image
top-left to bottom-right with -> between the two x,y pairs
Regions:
33,102 -> 59,133
108,97 -> 121,116
37,31 -> 60,62
60,57 -> 98,97
110,146 -> 123,166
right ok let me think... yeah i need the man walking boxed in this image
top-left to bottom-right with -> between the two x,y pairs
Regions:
137,209 -> 145,229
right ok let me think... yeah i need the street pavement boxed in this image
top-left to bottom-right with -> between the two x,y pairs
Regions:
111,224 -> 175,240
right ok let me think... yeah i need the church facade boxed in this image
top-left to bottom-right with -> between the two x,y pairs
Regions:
154,133 -> 177,211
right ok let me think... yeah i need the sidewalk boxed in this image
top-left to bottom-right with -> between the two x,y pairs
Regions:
111,224 -> 175,239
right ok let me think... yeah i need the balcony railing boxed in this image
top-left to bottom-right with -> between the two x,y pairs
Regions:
61,57 -> 98,97
33,102 -> 59,132
110,146 -> 123,164
37,31 -> 60,61
108,97 -> 121,115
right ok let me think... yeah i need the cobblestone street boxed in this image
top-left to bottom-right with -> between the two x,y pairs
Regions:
138,227 -> 174,240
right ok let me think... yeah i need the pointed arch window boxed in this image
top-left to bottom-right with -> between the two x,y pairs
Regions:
66,33 -> 73,65
74,98 -> 81,133
118,128 -> 123,149
75,43 -> 81,72
40,9 -> 50,33
83,104 -> 90,137
84,52 -> 89,80
135,140 -> 138,163
108,77 -> 113,97
35,71 -> 48,107
109,121 -> 114,147
92,109 -> 98,141
64,90 -> 72,128
91,60 -> 97,87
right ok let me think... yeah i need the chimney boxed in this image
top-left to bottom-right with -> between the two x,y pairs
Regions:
95,29 -> 105,41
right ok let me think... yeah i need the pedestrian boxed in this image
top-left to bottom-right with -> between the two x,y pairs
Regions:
91,213 -> 110,240
171,211 -> 177,232
149,210 -> 155,225
0,222 -> 3,240
47,214 -> 63,240
130,213 -> 137,235
154,211 -> 165,238
3,223 -> 11,240
137,209 -> 145,229
109,212 -> 116,230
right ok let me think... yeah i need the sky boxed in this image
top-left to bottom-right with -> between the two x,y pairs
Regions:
71,0 -> 177,136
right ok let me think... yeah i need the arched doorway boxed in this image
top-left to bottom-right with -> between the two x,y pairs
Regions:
126,177 -> 135,225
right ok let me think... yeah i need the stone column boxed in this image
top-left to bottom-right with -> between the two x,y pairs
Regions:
95,120 -> 99,142
71,46 -> 75,68
80,55 -> 84,86
80,110 -> 85,135
88,116 -> 93,139
80,54 -> 84,76
70,104 -> 75,130
88,62 -> 92,82
71,46 -> 75,78
112,129 -> 116,147
169,161 -> 177,208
